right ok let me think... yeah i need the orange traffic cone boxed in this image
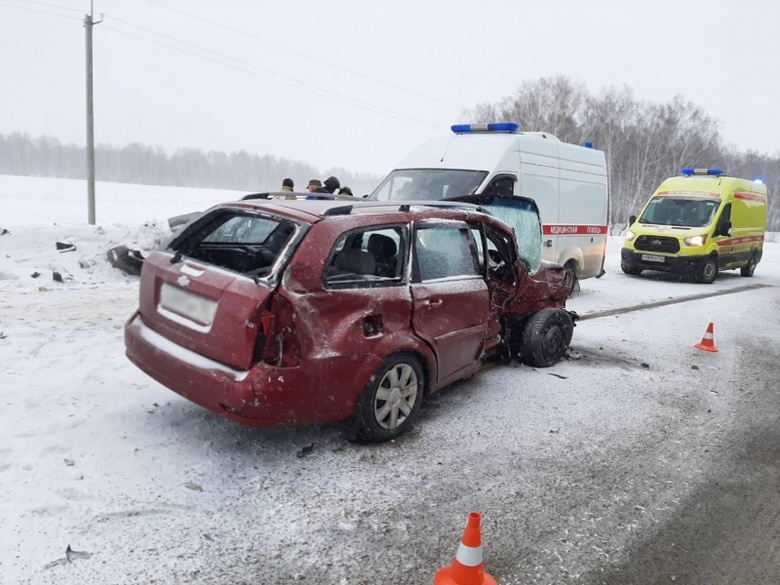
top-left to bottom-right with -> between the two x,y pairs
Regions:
695,322 -> 718,353
434,512 -> 497,585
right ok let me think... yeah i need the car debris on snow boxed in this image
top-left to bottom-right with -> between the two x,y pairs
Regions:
184,482 -> 203,492
43,545 -> 93,569
106,245 -> 145,276
64,459 -> 75,467
31,271 -> 41,278
52,271 -> 63,283
296,443 -> 315,458
0,332 -> 7,339
56,241 -> 76,253
548,372 -> 568,379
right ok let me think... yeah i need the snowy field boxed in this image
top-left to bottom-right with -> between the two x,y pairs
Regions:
1,175 -> 779,584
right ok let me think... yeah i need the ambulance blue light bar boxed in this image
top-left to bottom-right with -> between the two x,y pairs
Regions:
451,122 -> 520,134
681,168 -> 725,176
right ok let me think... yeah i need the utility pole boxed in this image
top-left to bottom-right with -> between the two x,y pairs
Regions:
84,1 -> 102,224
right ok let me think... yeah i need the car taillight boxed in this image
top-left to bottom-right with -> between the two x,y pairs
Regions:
260,294 -> 301,367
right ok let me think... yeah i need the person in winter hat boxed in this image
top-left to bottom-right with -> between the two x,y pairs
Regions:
323,176 -> 341,194
306,178 -> 330,200
280,177 -> 296,200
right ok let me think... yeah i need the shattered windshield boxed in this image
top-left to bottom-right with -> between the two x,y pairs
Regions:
639,197 -> 721,227
370,169 -> 488,201
478,198 -> 543,273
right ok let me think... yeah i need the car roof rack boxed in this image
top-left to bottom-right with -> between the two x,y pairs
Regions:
323,200 -> 492,217
239,193 -> 493,217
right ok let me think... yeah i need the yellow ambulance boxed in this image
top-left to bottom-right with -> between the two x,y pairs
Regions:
621,168 -> 767,283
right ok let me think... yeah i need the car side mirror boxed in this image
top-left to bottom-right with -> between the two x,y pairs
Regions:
628,215 -> 636,225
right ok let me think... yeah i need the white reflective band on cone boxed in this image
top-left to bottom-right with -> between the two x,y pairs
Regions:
455,542 -> 483,567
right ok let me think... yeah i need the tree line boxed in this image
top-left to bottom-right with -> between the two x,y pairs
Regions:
1,77 -> 777,230
0,133 -> 381,196
465,77 -> 778,231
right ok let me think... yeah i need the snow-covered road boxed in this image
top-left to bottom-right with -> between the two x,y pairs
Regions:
1,176 -> 779,584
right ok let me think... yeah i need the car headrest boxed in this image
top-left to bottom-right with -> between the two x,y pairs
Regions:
367,233 -> 397,259
334,249 -> 376,275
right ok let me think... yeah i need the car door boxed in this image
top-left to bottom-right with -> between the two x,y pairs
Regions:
410,220 -> 490,382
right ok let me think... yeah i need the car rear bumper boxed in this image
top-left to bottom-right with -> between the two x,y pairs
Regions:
124,313 -> 380,427
621,248 -> 708,275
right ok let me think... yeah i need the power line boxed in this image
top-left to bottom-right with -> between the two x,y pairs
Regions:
0,1 -> 81,19
8,0 -> 83,13
143,0 -> 466,111
101,21 -> 447,132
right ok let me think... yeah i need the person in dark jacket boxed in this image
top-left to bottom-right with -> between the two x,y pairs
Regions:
306,179 -> 330,200
323,176 -> 341,194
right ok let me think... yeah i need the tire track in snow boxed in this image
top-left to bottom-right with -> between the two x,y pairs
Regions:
577,283 -> 773,321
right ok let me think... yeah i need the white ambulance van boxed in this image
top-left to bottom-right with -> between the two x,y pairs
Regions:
369,123 -> 609,291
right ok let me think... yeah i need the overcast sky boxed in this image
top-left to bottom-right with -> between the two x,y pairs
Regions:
1,0 -> 778,177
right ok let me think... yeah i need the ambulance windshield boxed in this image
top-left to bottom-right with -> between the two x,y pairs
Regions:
370,169 -> 488,201
639,197 -> 721,228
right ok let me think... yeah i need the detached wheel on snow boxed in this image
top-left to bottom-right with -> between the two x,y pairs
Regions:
355,353 -> 424,443
519,309 -> 574,367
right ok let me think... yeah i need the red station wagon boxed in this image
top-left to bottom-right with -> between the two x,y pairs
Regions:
125,195 -> 576,441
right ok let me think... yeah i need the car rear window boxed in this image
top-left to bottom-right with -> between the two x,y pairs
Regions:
169,210 -> 297,277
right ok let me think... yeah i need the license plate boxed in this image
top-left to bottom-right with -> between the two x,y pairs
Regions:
159,283 -> 217,327
641,254 -> 665,263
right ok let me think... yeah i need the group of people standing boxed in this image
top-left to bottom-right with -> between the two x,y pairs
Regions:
278,176 -> 353,199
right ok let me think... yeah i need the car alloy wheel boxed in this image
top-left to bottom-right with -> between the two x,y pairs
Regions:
355,353 -> 424,442
374,363 -> 418,430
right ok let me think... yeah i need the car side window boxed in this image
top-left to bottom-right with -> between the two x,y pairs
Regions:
719,203 -> 731,224
415,226 -> 480,281
324,226 -> 406,288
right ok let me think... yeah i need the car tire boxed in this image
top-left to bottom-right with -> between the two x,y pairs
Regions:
355,353 -> 424,443
695,256 -> 718,284
740,253 -> 757,277
519,309 -> 574,367
621,263 -> 642,276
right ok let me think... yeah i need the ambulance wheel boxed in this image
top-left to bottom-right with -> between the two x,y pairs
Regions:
519,309 -> 574,367
740,253 -> 757,277
695,256 -> 718,284
563,261 -> 578,296
354,353 -> 424,443
621,263 -> 643,276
